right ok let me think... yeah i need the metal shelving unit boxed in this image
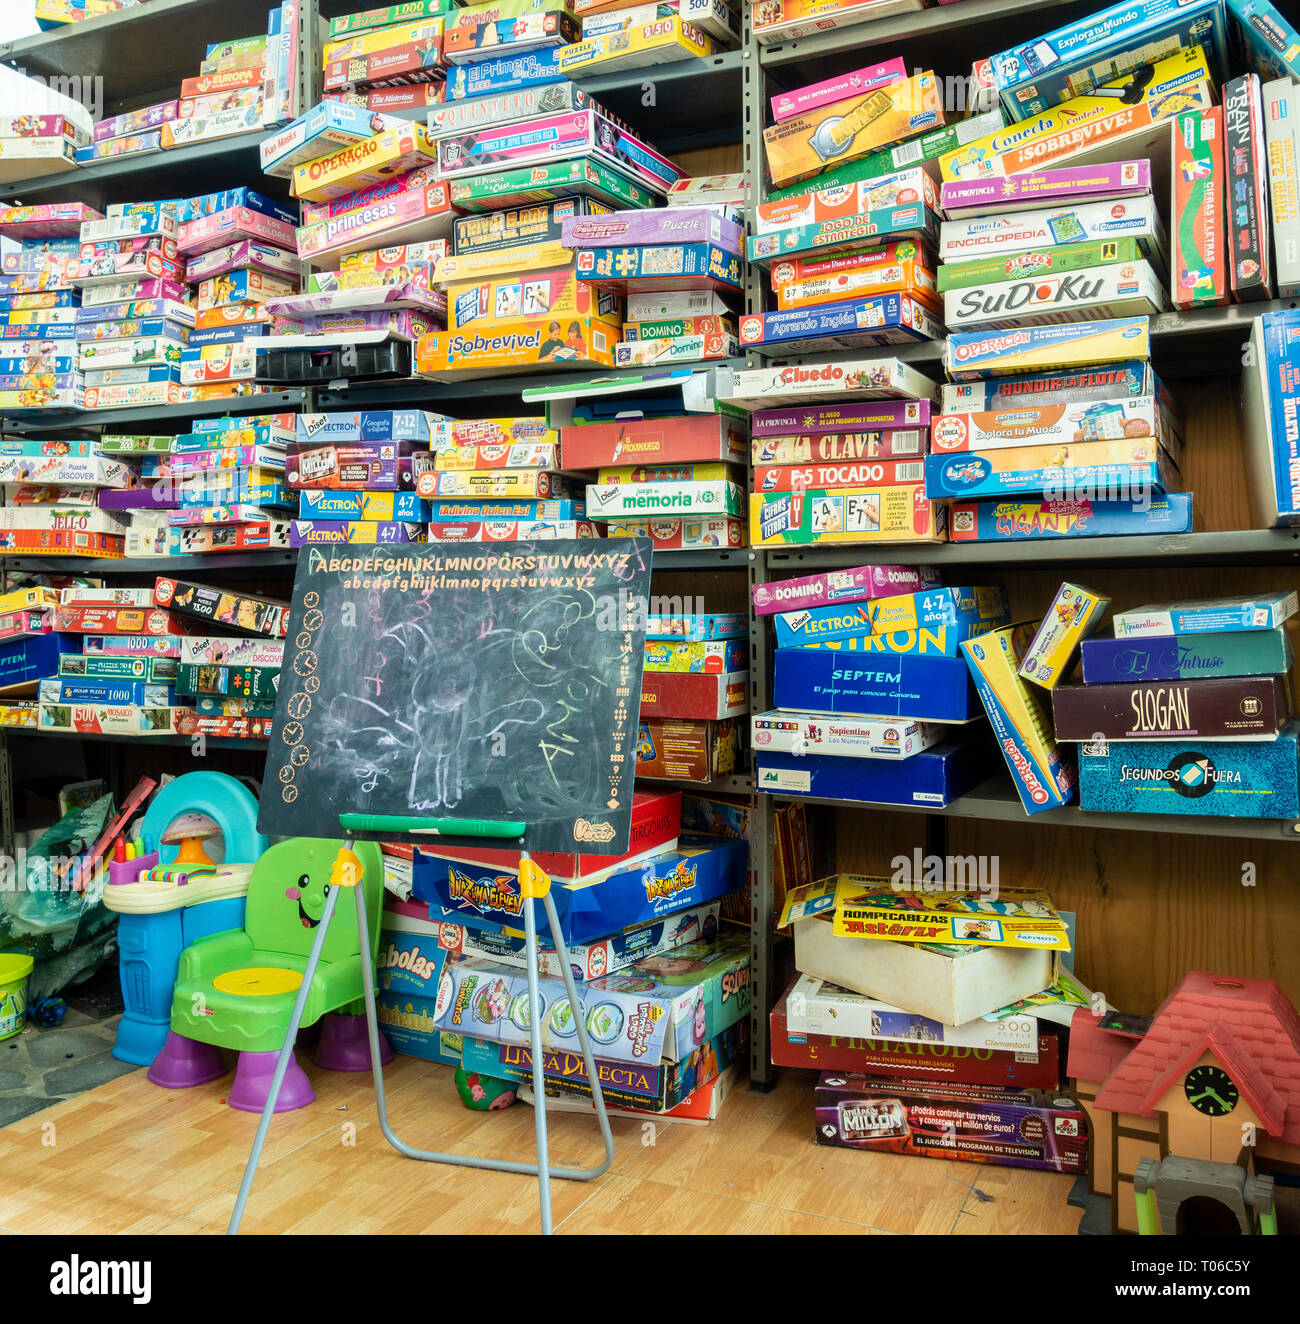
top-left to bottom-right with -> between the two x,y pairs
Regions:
1,389 -> 309,435
4,550 -> 298,576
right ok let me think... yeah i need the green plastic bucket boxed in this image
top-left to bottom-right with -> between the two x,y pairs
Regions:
0,954 -> 33,1040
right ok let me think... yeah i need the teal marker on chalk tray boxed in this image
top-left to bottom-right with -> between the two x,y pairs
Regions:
338,814 -> 526,839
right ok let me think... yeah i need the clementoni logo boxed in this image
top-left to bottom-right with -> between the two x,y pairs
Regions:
642,860 -> 697,902
446,865 -> 523,916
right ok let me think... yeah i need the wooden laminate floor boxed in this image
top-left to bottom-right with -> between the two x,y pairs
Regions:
0,1056 -> 1082,1235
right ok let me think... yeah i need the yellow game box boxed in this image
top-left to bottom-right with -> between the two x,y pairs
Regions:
434,239 -> 574,287
417,314 -> 620,375
322,15 -> 443,63
447,262 -> 622,331
1017,583 -> 1110,690
561,16 -> 713,75
292,122 -> 440,204
780,874 -> 1071,950
939,47 -> 1213,182
763,72 -> 944,189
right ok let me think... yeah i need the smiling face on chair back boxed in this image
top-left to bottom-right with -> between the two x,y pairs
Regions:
247,838 -> 371,963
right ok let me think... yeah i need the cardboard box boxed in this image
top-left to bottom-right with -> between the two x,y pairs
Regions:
560,414 -> 746,470
763,73 -> 942,189
1113,592 -> 1300,637
991,0 -> 1229,118
787,973 -> 1038,1054
944,317 -> 1152,381
436,111 -> 679,194
772,242 -> 939,313
322,15 -> 444,63
449,157 -> 655,214
637,717 -> 738,782
152,579 -> 290,638
321,40 -> 446,91
575,243 -> 741,292
755,456 -> 927,493
759,168 -> 938,241
1018,583 -> 1110,689
413,835 -> 743,944
643,638 -> 746,674
932,395 -> 1170,455
1171,107 -> 1227,308
291,122 -> 438,203
962,624 -> 1074,814
418,469 -> 570,498
720,358 -> 937,407
773,646 -> 978,722
1242,309 -> 1300,525
940,161 -> 1153,217
416,315 -> 619,374
606,517 -> 744,549
938,196 -> 1165,266
442,10 -> 576,64
771,986 -> 1062,1087
1080,627 -> 1293,684
294,171 -> 455,267
770,58 -> 908,124
1053,674 -> 1291,741
751,484 -> 946,547
814,1073 -> 1086,1173
454,197 -> 606,255
752,400 -> 930,437
642,670 -> 747,720
562,205 -> 742,252
938,239 -> 1145,297
560,16 -> 715,75
752,0 -> 923,45
587,479 -> 743,520
38,703 -> 194,737
752,565 -> 937,617
792,909 -> 1055,1023
1264,79 -> 1300,299
748,202 -> 938,267
260,100 -> 401,177
741,292 -> 941,351
448,263 -> 620,330
752,431 -> 927,465
612,333 -> 737,367
433,932 -> 748,1066
1078,722 -> 1300,817
942,48 -> 1215,183
429,82 -> 604,137
752,712 -> 942,760
925,436 -> 1173,502
1230,0 -> 1300,83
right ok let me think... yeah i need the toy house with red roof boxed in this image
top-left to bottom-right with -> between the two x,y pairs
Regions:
1068,972 -> 1300,1235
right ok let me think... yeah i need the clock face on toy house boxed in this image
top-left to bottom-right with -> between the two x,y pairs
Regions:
1183,1065 -> 1240,1117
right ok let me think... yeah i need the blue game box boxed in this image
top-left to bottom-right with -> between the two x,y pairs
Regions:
755,739 -> 984,807
773,646 -> 981,722
1080,628 -> 1294,684
1078,723 -> 1300,819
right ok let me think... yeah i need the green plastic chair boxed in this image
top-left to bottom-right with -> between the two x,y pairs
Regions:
149,838 -> 386,1112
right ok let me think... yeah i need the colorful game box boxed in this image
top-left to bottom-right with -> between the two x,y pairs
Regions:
932,395 -> 1171,454
1018,583 -> 1110,689
940,161 -> 1153,217
938,197 -> 1165,265
938,238 -> 1145,294
762,72 -> 943,189
722,358 -> 937,406
748,203 -> 938,267
753,431 -> 926,465
752,564 -> 938,616
1053,674 -> 1291,741
814,1073 -> 1086,1173
586,479 -> 744,520
1080,626 -> 1294,684
946,260 -> 1167,331
1112,592 -> 1300,637
417,314 -> 620,373
741,292 -> 941,351
1172,106 -> 1227,308
1077,722 -> 1300,818
774,646 -> 979,722
756,740 -> 982,807
961,623 -> 1074,814
448,157 -> 657,213
752,712 -> 943,760
1224,73 -> 1275,301
924,436 -> 1173,501
944,318 -> 1152,380
751,484 -> 946,547
950,46 -> 1214,182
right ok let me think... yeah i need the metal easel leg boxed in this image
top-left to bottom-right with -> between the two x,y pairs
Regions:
227,879 -> 343,1236
352,851 -> 614,1234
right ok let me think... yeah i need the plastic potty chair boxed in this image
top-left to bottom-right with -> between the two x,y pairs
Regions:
149,838 -> 387,1113
106,771 -> 267,1067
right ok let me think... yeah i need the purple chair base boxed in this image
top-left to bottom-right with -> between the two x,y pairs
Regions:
227,1049 -> 316,1113
147,1032 -> 227,1089
314,1012 -> 394,1072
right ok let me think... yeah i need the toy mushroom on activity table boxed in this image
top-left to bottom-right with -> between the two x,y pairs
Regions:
162,812 -> 221,870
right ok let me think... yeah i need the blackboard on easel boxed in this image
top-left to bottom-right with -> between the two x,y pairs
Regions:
258,538 -> 653,854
